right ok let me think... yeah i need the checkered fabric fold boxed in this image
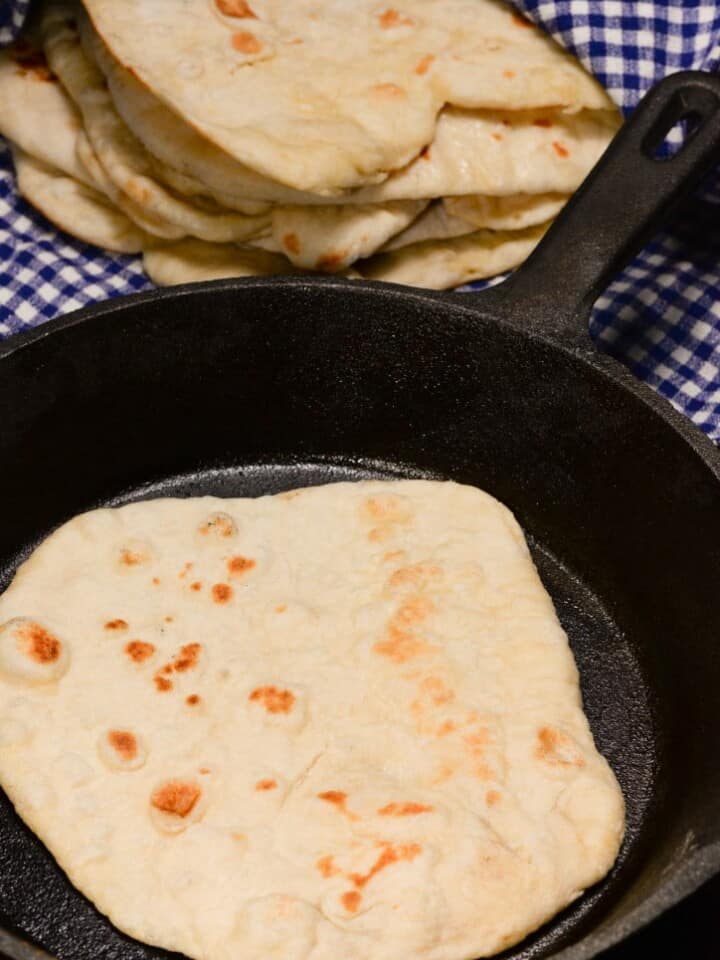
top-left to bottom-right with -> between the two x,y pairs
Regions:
1,1 -> 719,438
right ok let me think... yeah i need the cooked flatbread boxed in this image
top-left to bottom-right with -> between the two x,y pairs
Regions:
381,203 -> 478,251
82,0 -> 614,191
0,480 -> 624,960
347,107 -> 619,204
74,132 -> 187,240
84,18 -> 305,211
442,192 -> 568,231
87,19 -> 618,208
382,194 -> 565,251
40,3 -> 271,244
270,201 -> 427,270
143,238 -> 296,285
12,146 -> 146,252
361,223 -> 547,288
0,38 -> 91,185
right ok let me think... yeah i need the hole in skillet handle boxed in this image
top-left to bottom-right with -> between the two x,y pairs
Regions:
648,109 -> 703,160
450,72 -> 720,349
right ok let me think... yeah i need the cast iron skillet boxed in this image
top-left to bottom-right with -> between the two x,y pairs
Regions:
1,71 -> 720,960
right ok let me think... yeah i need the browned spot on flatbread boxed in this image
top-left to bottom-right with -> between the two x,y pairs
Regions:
394,595 -> 435,626
536,726 -> 585,767
383,550 -> 405,563
13,43 -> 57,82
108,730 -> 137,762
433,764 -> 454,784
486,789 -> 502,806
174,643 -> 201,672
199,514 -> 235,537
465,729 -> 490,750
465,729 -> 496,779
378,801 -> 433,816
373,624 -> 434,663
255,778 -> 277,791
125,640 -> 155,663
492,132 -> 504,141
186,694 -> 201,706
190,581 -> 203,591
316,250 -> 349,272
552,141 -> 570,158
365,496 -> 407,521
249,685 -> 295,714
216,0 -> 257,16
151,780 -> 201,818
420,676 -> 454,704
503,69 -> 516,78
372,82 -> 406,99
178,562 -> 193,580
105,619 -> 128,631
317,790 -> 359,821
17,623 -> 61,663
388,562 -> 441,590
415,54 -> 434,75
120,548 -> 145,566
341,890 -> 362,913
152,577 -> 160,585
533,117 -> 553,127
275,603 -> 287,613
375,587 -> 437,664
437,720 -> 457,736
317,855 -> 340,878
377,8 -> 414,28
212,583 -> 233,604
154,674 -> 173,692
227,555 -> 256,576
283,232 -> 301,254
349,842 -> 422,889
231,30 -> 264,54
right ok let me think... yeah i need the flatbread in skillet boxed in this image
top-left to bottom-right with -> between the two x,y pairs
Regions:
0,480 -> 624,960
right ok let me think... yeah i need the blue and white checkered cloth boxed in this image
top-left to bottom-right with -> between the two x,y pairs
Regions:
2,2 -> 720,437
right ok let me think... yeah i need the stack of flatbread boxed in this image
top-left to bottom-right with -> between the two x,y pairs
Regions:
0,0 -> 621,289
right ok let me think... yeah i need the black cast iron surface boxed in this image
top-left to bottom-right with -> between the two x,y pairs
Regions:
1,71 -> 720,960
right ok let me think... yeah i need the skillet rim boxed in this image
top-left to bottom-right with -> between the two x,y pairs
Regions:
0,273 -> 719,960
1,274 -> 718,478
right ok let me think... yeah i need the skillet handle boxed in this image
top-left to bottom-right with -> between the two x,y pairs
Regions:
462,71 -> 720,346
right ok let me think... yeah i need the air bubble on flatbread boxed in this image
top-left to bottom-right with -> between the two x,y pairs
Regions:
247,682 -> 308,731
116,540 -> 155,570
0,617 -> 70,685
198,511 -> 239,540
98,729 -> 148,771
150,777 -> 207,833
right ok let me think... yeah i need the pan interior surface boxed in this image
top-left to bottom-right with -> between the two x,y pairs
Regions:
0,458 -> 655,960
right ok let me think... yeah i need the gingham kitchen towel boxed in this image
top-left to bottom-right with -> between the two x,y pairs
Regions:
1,2 -> 720,437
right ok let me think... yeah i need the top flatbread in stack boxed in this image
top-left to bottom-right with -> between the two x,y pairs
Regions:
0,480 -> 624,960
0,0 -> 621,289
